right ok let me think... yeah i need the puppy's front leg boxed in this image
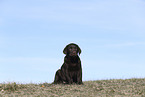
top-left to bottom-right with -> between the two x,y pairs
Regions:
76,70 -> 83,84
65,70 -> 73,84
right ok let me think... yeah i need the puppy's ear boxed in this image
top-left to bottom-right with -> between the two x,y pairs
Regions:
63,45 -> 69,55
77,45 -> 82,55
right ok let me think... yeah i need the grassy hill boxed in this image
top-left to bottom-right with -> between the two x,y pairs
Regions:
0,78 -> 145,96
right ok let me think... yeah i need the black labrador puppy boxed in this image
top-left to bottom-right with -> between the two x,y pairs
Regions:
53,43 -> 83,84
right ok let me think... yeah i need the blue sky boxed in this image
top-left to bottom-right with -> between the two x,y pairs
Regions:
0,0 -> 145,83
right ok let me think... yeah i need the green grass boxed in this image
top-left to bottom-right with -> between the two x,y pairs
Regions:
0,78 -> 145,96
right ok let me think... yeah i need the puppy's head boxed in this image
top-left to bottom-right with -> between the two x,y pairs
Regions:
63,43 -> 81,56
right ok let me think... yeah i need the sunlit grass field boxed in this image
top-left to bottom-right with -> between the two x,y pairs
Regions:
0,78 -> 145,96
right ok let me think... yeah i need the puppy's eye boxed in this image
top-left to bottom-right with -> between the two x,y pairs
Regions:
69,47 -> 72,50
73,47 -> 76,50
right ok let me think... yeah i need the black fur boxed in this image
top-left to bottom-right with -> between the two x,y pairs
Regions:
53,43 -> 83,84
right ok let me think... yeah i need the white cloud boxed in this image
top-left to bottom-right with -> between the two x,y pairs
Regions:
19,1 -> 145,33
0,57 -> 61,64
1,0 -> 145,30
0,57 -> 63,74
0,57 -> 62,83
99,42 -> 145,48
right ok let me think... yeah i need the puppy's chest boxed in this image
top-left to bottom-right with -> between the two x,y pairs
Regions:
68,63 -> 79,71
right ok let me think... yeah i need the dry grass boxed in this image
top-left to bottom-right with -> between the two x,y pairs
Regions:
0,78 -> 145,96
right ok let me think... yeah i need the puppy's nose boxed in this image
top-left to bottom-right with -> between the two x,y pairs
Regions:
72,51 -> 76,54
